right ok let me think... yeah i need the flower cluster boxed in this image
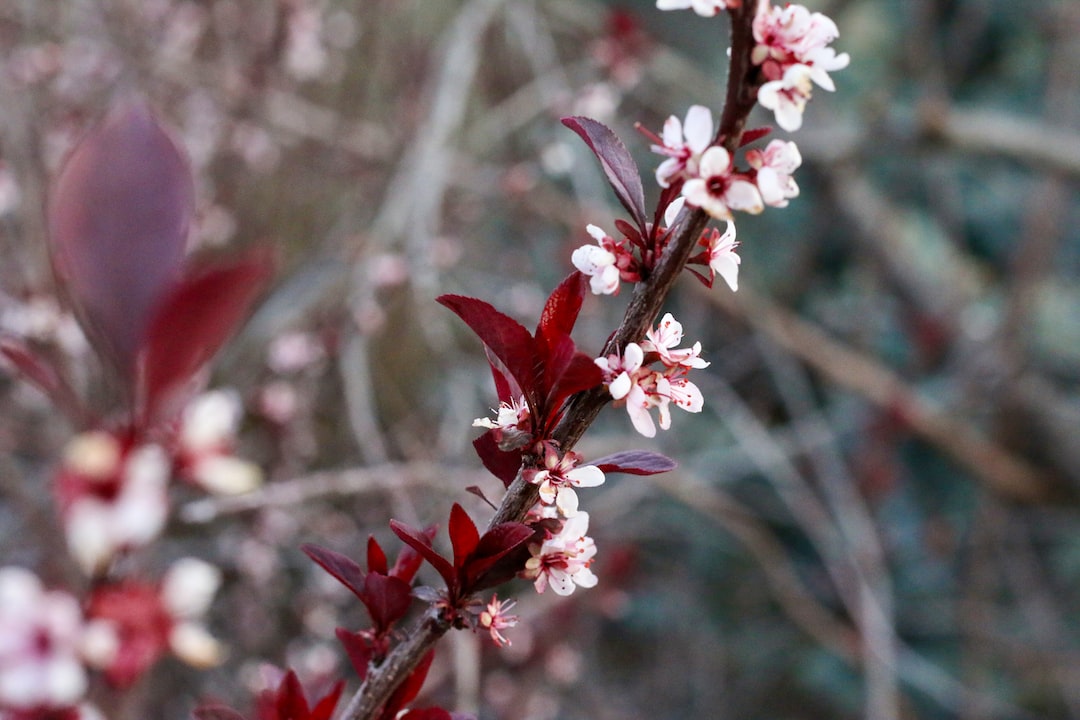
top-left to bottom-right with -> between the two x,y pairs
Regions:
596,313 -> 708,438
0,559 -> 220,719
522,511 -> 599,596
53,389 -> 260,577
752,2 -> 850,131
524,441 -> 606,517
570,224 -> 640,295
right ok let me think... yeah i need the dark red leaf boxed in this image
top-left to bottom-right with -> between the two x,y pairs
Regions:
380,650 -> 436,720
591,450 -> 677,475
362,573 -> 413,631
336,627 -> 373,681
272,671 -> 311,720
472,432 -> 523,487
140,246 -> 274,420
448,503 -> 480,571
462,522 -> 535,590
739,126 -> 773,147
484,347 -> 519,405
534,272 -> 586,351
193,705 -> 246,720
301,544 -> 367,599
309,680 -> 345,720
561,116 -> 647,234
437,295 -> 538,403
390,520 -> 456,591
390,526 -> 435,583
544,352 -> 604,424
48,101 -> 193,379
0,337 -> 84,421
367,536 -> 389,576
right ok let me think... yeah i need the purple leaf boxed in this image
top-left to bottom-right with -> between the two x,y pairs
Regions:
390,525 -> 435,583
561,116 -> 647,234
535,272 -> 586,350
336,627 -> 373,681
390,520 -> 456,591
472,432 -> 523,487
462,522 -> 535,590
448,503 -> 480,571
48,101 -> 194,380
139,247 -> 274,421
591,450 -> 677,475
362,572 -> 413,631
301,544 -> 367,599
544,352 -> 604,425
438,295 -> 538,403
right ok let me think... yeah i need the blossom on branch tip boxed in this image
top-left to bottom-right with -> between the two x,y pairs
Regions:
472,395 -> 531,450
681,146 -> 763,219
648,105 -> 713,188
702,222 -> 741,292
747,139 -> 801,207
655,0 -> 740,17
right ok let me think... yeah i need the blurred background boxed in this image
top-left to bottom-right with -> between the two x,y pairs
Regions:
1,0 -> 1079,718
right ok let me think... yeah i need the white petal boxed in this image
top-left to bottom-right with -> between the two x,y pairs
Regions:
567,464 -> 605,488
555,487 -> 579,517
660,114 -> 683,147
698,146 -> 731,177
162,557 -> 222,619
608,371 -> 632,400
725,180 -> 764,214
663,196 -> 686,227
623,342 -> 644,371
655,0 -> 693,10
192,455 -> 262,495
170,622 -> 224,668
683,105 -> 713,153
712,254 -> 740,292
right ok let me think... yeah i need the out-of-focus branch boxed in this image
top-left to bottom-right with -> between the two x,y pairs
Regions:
704,284 -> 1052,502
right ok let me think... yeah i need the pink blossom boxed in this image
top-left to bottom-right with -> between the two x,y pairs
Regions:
655,0 -> 740,17
681,146 -> 764,219
478,595 -> 518,647
703,221 -> 741,292
757,63 -> 814,132
473,394 -> 532,450
523,512 -> 598,596
642,313 -> 710,369
55,433 -> 170,575
525,443 -> 606,517
648,105 -> 713,187
571,224 -> 637,295
0,567 -> 87,711
175,389 -> 262,496
747,139 -> 801,207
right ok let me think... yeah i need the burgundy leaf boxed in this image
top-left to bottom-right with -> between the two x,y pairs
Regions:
362,573 -> 413,631
0,337 -> 84,421
462,522 -> 535,590
271,671 -> 311,720
301,544 -> 366,599
139,246 -> 274,421
192,706 -> 246,720
309,680 -> 345,720
336,627 -> 373,681
389,520 -> 456,591
544,352 -> 604,424
48,101 -> 193,379
561,116 -> 647,233
437,295 -> 538,402
534,272 -> 586,351
539,332 -> 575,401
739,126 -> 773,146
367,535 -> 389,576
448,503 -> 480,571
591,450 -> 677,475
472,432 -> 523,488
380,650 -> 436,720
390,526 -> 435,583
483,347 -> 519,405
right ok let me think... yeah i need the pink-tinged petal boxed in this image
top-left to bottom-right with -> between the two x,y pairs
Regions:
726,180 -> 764,214
660,114 -> 683,147
655,157 -> 680,188
547,568 -> 576,596
683,105 -> 714,154
608,371 -> 632,400
567,464 -> 605,488
590,265 -> 621,295
625,385 -> 656,438
669,378 -> 704,412
555,487 -> 579,517
698,146 -> 732,177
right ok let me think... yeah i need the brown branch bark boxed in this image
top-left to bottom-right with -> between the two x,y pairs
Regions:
337,6 -> 763,718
